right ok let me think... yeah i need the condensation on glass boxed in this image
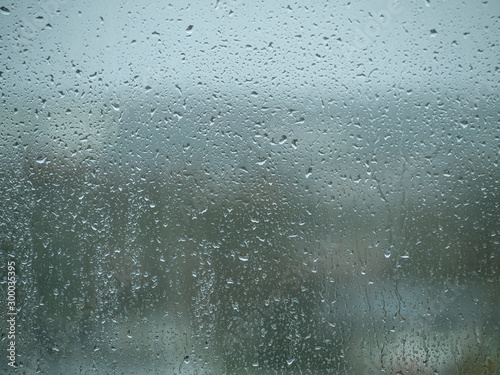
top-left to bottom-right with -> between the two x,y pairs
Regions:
0,0 -> 499,374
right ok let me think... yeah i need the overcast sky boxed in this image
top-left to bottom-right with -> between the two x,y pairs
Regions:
1,0 -> 498,99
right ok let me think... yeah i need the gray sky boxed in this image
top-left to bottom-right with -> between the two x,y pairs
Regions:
1,0 -> 498,98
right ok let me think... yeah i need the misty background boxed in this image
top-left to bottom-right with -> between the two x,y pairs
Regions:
1,0 -> 499,373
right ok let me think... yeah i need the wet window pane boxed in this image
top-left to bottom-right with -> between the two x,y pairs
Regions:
1,0 -> 499,373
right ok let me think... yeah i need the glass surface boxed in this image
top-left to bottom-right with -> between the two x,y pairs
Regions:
1,0 -> 499,374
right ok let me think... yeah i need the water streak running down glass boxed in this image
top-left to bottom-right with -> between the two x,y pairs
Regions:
0,0 -> 499,373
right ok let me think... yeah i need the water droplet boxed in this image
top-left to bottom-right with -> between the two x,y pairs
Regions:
305,167 -> 312,178
238,254 -> 248,261
0,6 -> 10,15
286,357 -> 295,366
